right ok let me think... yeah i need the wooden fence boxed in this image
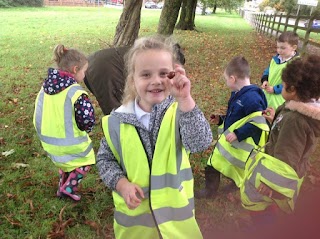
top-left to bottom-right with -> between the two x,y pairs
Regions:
240,10 -> 320,55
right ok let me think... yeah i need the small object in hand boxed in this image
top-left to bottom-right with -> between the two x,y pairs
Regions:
167,71 -> 175,79
262,110 -> 270,116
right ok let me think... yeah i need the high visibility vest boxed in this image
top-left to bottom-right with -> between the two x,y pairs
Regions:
208,112 -> 269,187
240,150 -> 304,214
264,60 -> 287,109
102,102 -> 203,239
33,84 -> 95,172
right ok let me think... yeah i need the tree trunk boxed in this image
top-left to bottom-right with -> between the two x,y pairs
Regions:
176,0 -> 197,30
213,3 -> 217,14
158,0 -> 183,35
113,0 -> 143,47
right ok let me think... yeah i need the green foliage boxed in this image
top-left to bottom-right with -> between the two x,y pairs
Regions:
0,0 -> 43,7
1,6 -> 320,238
259,0 -> 320,14
200,0 -> 244,13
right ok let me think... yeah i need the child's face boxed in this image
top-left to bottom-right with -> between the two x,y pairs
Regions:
223,71 -> 236,91
276,41 -> 297,60
281,82 -> 299,101
74,62 -> 88,83
133,49 -> 173,112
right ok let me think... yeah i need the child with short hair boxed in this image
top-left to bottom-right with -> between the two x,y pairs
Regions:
96,35 -> 212,239
196,56 -> 269,199
261,31 -> 299,110
33,44 -> 95,201
241,54 -> 320,227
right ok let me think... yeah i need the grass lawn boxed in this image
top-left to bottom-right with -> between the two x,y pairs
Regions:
0,6 -> 319,238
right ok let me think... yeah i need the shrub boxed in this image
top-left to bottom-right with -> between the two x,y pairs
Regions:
0,0 -> 43,7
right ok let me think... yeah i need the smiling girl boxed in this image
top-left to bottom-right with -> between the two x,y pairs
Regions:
96,35 -> 212,239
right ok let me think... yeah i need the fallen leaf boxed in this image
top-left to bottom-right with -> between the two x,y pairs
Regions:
2,149 -> 15,157
12,163 -> 29,168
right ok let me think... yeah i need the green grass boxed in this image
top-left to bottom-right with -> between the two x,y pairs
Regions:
0,6 -> 319,238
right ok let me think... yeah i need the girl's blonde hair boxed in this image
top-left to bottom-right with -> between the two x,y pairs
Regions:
53,44 -> 87,73
122,35 -> 176,104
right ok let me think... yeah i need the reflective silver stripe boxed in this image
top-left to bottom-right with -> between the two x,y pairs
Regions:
35,85 -> 88,146
245,158 -> 299,203
154,198 -> 194,224
115,198 -> 194,227
47,144 -> 93,163
224,129 -> 254,152
108,116 -> 126,175
151,168 -> 193,189
174,110 -> 182,173
255,158 -> 298,190
247,115 -> 267,125
216,142 -> 245,169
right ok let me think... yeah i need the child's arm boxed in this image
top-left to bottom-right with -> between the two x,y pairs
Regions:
74,94 -> 95,132
257,182 -> 286,199
273,84 -> 283,94
262,107 -> 275,124
116,178 -> 144,210
96,138 -> 144,209
260,66 -> 269,88
168,65 -> 195,112
96,138 -> 126,190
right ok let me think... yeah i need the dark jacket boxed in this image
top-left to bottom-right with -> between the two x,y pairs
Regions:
266,100 -> 320,178
84,46 -> 130,115
221,85 -> 267,144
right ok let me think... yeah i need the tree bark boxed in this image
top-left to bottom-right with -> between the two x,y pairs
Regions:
157,0 -> 183,35
113,0 -> 143,47
175,0 -> 197,30
213,4 -> 217,14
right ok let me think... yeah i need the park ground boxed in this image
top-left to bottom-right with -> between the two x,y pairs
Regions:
0,6 -> 320,238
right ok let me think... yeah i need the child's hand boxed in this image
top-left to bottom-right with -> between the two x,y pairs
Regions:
168,65 -> 195,112
257,182 -> 286,200
262,107 -> 275,123
261,81 -> 268,89
116,178 -> 145,210
226,132 -> 237,143
265,85 -> 274,94
209,114 -> 220,125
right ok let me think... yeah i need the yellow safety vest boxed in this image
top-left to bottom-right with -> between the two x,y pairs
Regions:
240,150 -> 304,213
102,102 -> 203,239
33,84 -> 95,172
264,60 -> 287,110
208,112 -> 269,187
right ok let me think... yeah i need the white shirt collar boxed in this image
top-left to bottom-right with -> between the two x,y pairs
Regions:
134,99 -> 151,129
278,52 -> 296,63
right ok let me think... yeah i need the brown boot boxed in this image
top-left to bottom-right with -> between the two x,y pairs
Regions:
195,166 -> 220,199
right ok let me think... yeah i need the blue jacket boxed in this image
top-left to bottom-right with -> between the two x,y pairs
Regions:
221,85 -> 268,144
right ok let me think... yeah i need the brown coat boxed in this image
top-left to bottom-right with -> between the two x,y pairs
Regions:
84,47 -> 130,115
265,100 -> 320,177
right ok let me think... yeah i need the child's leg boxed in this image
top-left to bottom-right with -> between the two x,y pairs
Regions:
195,165 -> 220,199
60,166 -> 91,201
57,169 -> 68,197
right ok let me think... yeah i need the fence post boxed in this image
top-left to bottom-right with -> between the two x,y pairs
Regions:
284,14 -> 290,32
262,14 -> 268,34
275,13 -> 283,39
293,14 -> 301,33
269,14 -> 276,37
301,14 -> 316,56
